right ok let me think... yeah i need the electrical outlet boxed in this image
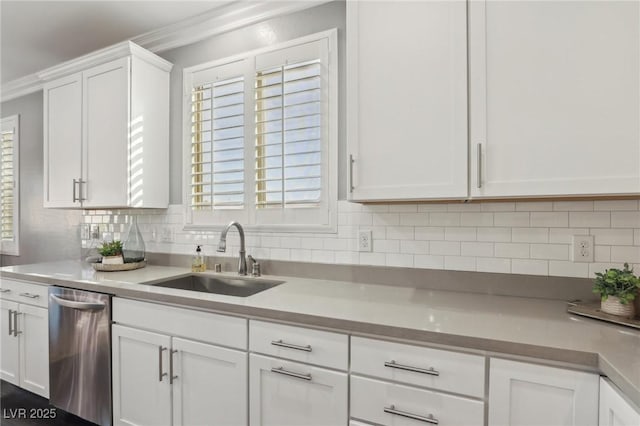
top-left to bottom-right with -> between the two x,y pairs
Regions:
80,224 -> 90,240
358,229 -> 372,252
90,225 -> 100,240
572,235 -> 594,263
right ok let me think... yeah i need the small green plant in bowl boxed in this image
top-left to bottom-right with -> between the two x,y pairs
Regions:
593,263 -> 639,318
98,241 -> 124,265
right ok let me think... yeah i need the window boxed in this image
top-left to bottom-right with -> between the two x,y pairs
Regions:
184,30 -> 337,232
1,115 -> 19,255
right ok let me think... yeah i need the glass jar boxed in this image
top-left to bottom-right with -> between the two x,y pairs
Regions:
122,216 -> 145,263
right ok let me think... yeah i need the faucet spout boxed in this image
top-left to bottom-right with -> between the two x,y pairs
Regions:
217,221 -> 247,275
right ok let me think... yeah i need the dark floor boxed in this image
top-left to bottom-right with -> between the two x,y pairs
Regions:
1,381 -> 94,426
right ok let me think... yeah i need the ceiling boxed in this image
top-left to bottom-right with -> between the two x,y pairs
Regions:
0,0 -> 234,83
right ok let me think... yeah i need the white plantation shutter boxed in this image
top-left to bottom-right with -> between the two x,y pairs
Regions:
191,73 -> 245,210
184,31 -> 337,230
1,115 -> 19,255
255,60 -> 323,208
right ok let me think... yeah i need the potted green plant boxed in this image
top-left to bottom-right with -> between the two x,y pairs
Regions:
593,263 -> 639,318
99,241 -> 124,265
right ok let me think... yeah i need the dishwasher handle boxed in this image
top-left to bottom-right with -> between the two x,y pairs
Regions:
50,294 -> 106,311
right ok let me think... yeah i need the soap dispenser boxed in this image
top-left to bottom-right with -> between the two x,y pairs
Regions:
192,245 -> 206,272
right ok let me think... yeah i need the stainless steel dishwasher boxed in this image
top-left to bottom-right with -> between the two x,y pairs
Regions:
48,286 -> 112,426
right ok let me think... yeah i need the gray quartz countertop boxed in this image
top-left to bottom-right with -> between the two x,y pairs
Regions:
2,260 -> 639,406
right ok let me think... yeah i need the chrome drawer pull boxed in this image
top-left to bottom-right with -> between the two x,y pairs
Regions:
271,366 -> 312,381
271,339 -> 312,352
158,346 -> 167,382
170,349 -> 178,384
13,311 -> 21,336
384,360 -> 440,376
19,293 -> 39,299
7,309 -> 13,336
384,405 -> 439,425
0,288 -> 11,293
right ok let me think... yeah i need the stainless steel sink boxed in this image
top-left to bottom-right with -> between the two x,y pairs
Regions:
150,275 -> 284,297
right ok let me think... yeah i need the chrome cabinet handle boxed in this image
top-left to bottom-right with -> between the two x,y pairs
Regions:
384,360 -> 440,376
19,293 -> 40,299
79,179 -> 86,202
73,179 -> 79,202
0,288 -> 11,293
477,143 -> 482,189
13,311 -> 21,336
271,339 -> 312,352
271,366 -> 312,381
7,309 -> 13,336
384,405 -> 439,425
169,349 -> 178,384
50,294 -> 105,311
158,346 -> 167,382
349,154 -> 355,193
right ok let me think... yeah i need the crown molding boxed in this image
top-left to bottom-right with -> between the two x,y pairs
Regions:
1,0 -> 332,103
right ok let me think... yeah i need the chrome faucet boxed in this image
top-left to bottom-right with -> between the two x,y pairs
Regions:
217,221 -> 247,275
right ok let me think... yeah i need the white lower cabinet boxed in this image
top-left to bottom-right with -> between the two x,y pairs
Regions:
599,377 -> 640,426
0,281 -> 49,398
489,358 -> 599,426
112,298 -> 248,426
249,353 -> 348,426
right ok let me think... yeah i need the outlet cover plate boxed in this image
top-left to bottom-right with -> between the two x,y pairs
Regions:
358,229 -> 372,252
572,235 -> 594,263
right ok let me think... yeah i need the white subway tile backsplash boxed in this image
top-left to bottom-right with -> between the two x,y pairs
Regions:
611,212 -> 640,228
444,227 -> 477,241
569,212 -> 610,228
460,212 -> 494,227
477,227 -> 511,242
512,259 -> 549,275
429,212 -> 461,226
414,254 -> 444,269
444,256 -> 476,271
476,257 -> 511,274
495,243 -> 529,259
494,212 -> 530,227
512,228 -> 549,243
530,244 -> 569,260
83,199 -> 640,279
590,228 -> 634,246
530,212 -> 568,228
430,241 -> 461,256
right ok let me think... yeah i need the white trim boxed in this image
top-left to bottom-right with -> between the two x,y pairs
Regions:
1,115 -> 20,256
1,1 -> 331,102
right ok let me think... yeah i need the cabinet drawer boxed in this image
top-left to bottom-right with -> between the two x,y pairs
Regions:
351,375 -> 484,426
249,320 -> 348,370
351,336 -> 485,398
0,280 -> 48,308
113,298 -> 247,350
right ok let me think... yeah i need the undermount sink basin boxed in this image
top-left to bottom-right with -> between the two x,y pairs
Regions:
150,275 -> 284,297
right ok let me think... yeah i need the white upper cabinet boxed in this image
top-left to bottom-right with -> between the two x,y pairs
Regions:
42,41 -> 172,209
469,0 -> 640,197
346,0 -> 468,201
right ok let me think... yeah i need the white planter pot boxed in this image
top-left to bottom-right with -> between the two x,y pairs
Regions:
102,255 -> 124,265
601,296 -> 636,318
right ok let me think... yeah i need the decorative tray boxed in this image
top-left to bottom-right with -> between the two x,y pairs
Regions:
92,261 -> 146,272
567,301 -> 640,330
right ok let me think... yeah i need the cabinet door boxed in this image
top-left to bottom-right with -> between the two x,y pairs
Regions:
346,0 -> 468,201
489,358 -> 598,426
249,354 -> 348,426
82,57 -> 130,208
112,324 -> 171,426
0,300 -> 19,385
172,337 -> 247,426
43,73 -> 82,208
18,304 -> 49,398
469,0 -> 640,197
599,377 -> 640,426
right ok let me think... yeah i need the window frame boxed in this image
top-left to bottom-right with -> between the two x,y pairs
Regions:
1,114 -> 20,256
182,29 -> 338,233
